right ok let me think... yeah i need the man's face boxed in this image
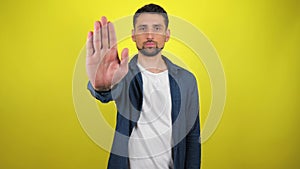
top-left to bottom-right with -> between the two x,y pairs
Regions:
132,13 -> 170,57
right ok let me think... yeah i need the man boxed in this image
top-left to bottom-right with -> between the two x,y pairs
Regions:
86,4 -> 200,169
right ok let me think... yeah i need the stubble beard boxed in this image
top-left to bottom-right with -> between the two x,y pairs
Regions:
137,41 -> 164,57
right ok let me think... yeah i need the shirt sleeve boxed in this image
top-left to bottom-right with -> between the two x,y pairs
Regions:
87,81 -> 113,103
185,77 -> 201,169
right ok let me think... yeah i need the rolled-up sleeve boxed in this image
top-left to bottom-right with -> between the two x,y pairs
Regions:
87,81 -> 113,103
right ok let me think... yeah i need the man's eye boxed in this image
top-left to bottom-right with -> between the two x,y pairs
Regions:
154,27 -> 163,32
139,27 -> 146,31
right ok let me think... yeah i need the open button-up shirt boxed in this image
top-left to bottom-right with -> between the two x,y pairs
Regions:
88,55 -> 201,169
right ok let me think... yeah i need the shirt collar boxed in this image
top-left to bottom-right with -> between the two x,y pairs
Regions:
129,54 -> 180,75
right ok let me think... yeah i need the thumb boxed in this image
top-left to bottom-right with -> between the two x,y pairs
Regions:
120,48 -> 129,72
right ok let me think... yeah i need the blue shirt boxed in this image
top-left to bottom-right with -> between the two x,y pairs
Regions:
88,55 -> 201,169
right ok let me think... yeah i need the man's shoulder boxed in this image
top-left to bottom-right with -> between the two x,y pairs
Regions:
174,64 -> 194,75
163,57 -> 196,83
175,65 -> 197,83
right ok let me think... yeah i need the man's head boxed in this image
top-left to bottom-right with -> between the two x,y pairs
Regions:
132,4 -> 170,57
133,4 -> 169,29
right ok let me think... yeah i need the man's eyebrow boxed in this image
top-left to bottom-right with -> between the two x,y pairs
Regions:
153,24 -> 163,27
137,25 -> 147,28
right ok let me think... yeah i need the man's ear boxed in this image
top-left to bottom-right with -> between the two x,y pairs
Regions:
165,29 -> 170,42
131,29 -> 136,42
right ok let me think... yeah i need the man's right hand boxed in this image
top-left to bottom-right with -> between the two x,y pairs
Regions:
86,16 -> 129,91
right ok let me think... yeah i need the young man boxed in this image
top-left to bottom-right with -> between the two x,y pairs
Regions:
86,4 -> 200,169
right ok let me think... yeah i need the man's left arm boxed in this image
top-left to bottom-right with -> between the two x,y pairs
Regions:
185,78 -> 201,169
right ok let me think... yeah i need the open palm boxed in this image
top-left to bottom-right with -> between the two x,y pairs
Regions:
86,16 -> 129,91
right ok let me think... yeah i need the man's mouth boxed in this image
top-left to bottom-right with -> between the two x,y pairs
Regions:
143,41 -> 157,48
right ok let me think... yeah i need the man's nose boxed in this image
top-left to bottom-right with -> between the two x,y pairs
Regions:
146,32 -> 154,39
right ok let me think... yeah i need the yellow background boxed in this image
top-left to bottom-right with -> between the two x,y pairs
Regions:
1,0 -> 299,169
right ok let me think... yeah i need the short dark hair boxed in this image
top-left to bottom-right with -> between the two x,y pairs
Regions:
133,3 -> 169,29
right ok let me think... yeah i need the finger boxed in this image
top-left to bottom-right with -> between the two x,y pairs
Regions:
86,31 -> 94,57
119,48 -> 129,72
108,22 -> 117,49
93,21 -> 102,52
105,48 -> 119,63
101,16 -> 109,49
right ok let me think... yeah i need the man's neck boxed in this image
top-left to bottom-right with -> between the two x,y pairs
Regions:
137,53 -> 167,73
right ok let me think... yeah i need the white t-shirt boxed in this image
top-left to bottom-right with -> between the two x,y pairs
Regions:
128,63 -> 173,169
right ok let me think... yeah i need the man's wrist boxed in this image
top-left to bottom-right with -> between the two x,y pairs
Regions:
94,86 -> 111,92
93,84 -> 114,92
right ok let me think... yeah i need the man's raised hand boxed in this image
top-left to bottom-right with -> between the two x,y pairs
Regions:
86,16 -> 129,91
